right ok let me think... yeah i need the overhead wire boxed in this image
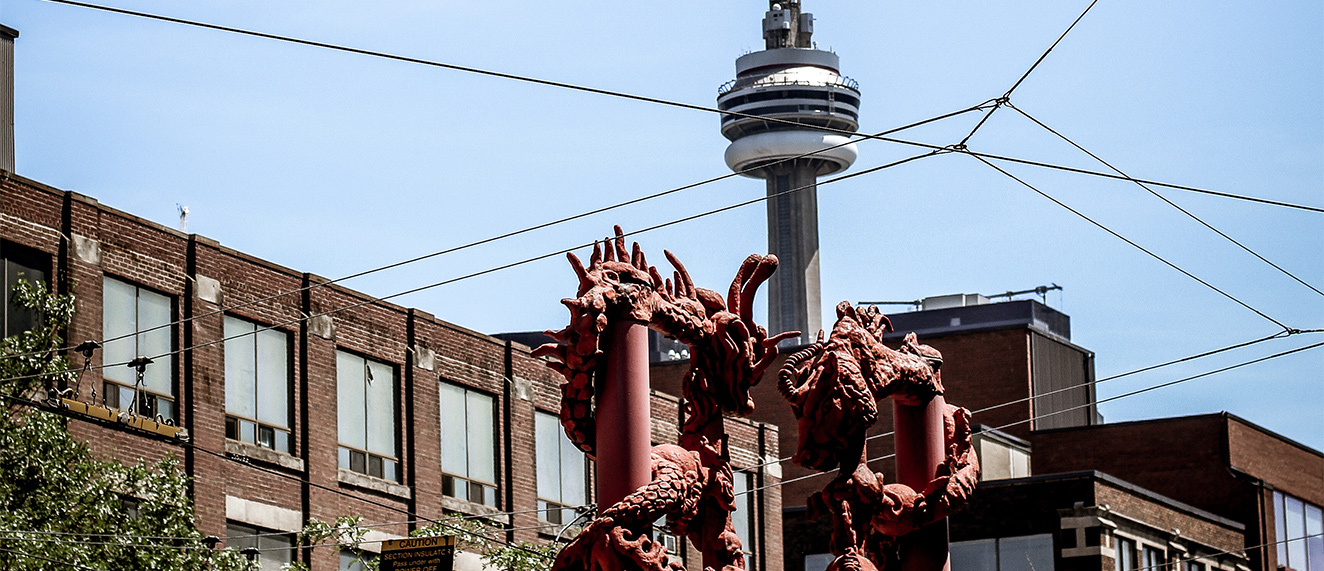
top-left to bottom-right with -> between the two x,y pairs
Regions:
968,153 -> 1292,331
35,0 -> 1324,215
737,337 -> 1324,497
739,327 -> 1316,473
0,101 -> 993,364
956,0 -> 1101,147
1005,101 -> 1324,298
0,149 -> 945,387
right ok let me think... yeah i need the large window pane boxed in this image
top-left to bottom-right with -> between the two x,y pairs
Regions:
337,352 -> 366,450
2,244 -> 47,337
439,383 -> 468,475
137,289 -> 172,394
224,317 -> 257,419
560,434 -> 585,507
255,329 -> 289,427
466,391 -> 495,483
1289,496 -> 1308,568
1000,534 -> 1054,571
365,360 -> 396,457
1278,491 -> 1289,564
1306,503 -> 1322,571
535,412 -> 561,502
102,278 -> 137,385
951,539 -> 996,571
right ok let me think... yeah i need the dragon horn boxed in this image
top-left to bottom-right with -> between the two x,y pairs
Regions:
631,241 -> 647,271
566,252 -> 591,295
664,250 -> 696,298
612,225 -> 629,261
739,255 -> 778,324
728,255 -> 759,315
589,240 -> 603,266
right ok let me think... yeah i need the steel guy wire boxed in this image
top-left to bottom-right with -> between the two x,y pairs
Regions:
0,101 -> 993,364
738,327 -> 1315,473
735,338 -> 1324,497
1006,101 -> 1324,298
39,0 -> 1324,213
969,153 -> 1292,332
0,149 -> 944,387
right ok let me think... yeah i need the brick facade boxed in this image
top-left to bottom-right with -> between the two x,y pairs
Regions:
0,172 -> 783,571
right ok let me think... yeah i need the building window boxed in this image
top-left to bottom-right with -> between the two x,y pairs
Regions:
1184,562 -> 1205,571
951,534 -> 1055,571
226,522 -> 294,571
1141,546 -> 1165,570
340,549 -> 376,571
102,277 -> 175,423
337,351 -> 398,481
732,471 -> 757,570
1,241 -> 48,338
1275,490 -> 1324,571
535,411 -> 588,526
224,316 -> 292,453
439,382 -> 497,507
1115,537 -> 1137,571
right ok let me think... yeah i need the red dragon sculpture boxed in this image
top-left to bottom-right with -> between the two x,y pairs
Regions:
534,227 -> 796,571
778,302 -> 980,571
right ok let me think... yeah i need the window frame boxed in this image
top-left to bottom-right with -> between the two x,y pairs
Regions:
535,410 -> 590,526
101,275 -> 177,423
223,315 -> 294,454
732,470 -> 757,570
336,349 -> 400,482
438,381 -> 499,507
1,240 -> 50,339
225,521 -> 295,571
1275,489 -> 1324,571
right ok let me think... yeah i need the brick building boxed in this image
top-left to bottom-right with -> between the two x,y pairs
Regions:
655,294 -> 1320,571
0,171 -> 784,570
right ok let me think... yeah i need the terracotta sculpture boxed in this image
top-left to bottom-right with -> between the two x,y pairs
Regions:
778,302 -> 980,571
535,227 -> 795,571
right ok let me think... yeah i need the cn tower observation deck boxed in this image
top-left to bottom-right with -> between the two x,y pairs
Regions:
718,0 -> 860,346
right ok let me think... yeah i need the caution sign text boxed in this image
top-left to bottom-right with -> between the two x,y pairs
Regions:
379,535 -> 455,571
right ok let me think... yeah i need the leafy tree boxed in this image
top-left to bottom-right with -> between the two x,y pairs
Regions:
0,280 -> 247,570
293,514 -> 558,571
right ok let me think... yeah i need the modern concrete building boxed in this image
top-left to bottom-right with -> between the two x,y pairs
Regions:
718,0 -> 861,345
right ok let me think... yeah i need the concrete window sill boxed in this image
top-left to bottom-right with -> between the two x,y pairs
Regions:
440,495 -> 507,523
337,468 -> 413,499
225,439 -> 305,472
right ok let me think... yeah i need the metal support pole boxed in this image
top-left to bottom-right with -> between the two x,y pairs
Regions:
595,318 -> 653,512
894,395 -> 951,571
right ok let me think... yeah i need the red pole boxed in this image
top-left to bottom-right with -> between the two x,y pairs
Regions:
595,318 -> 653,512
894,395 -> 950,571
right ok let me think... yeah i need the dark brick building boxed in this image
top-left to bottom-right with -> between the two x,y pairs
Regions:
655,294 -> 1320,571
0,171 -> 784,571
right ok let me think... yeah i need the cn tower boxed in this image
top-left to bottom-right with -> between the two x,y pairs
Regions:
719,1 -> 860,346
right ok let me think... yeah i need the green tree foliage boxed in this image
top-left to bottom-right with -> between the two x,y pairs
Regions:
293,514 -> 558,571
0,280 -> 246,570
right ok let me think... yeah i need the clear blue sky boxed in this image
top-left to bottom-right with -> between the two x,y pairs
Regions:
7,0 -> 1322,450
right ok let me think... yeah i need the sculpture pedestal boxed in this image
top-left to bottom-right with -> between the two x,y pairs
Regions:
894,396 -> 951,571
595,319 -> 653,512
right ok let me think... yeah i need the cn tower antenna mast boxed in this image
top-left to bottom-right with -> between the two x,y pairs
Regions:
718,0 -> 861,346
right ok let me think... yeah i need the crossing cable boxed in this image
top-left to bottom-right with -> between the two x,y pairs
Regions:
957,0 -> 1102,147
737,337 -> 1324,497
1149,533 -> 1324,571
0,101 -> 993,364
739,327 -> 1317,473
37,0 -> 1323,213
0,149 -> 945,387
969,154 -> 1292,332
1005,101 -> 1324,298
